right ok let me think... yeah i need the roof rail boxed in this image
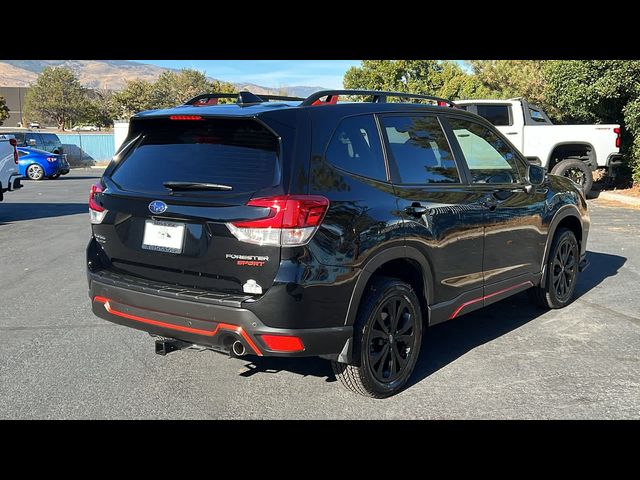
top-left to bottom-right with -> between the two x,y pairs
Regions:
301,89 -> 457,107
185,91 -> 304,106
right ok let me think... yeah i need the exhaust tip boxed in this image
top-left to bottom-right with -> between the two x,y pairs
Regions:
232,340 -> 246,357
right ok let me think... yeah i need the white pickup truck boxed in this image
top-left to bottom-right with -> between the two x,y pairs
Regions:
0,134 -> 23,202
455,98 -> 623,194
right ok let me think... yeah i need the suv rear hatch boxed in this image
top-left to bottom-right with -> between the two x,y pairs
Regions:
92,115 -> 291,295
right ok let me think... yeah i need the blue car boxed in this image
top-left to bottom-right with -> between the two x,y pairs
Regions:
17,147 -> 70,181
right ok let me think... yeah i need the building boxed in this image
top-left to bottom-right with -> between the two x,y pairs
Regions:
0,87 -> 28,127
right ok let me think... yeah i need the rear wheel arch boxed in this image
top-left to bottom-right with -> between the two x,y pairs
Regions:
344,246 -> 433,327
547,142 -> 596,170
541,207 -> 583,284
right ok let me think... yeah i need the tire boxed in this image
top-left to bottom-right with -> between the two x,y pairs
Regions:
551,158 -> 593,195
26,164 -> 45,181
331,276 -> 423,399
529,228 -> 580,309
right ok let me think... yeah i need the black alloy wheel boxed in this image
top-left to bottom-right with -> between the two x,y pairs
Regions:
332,276 -> 423,398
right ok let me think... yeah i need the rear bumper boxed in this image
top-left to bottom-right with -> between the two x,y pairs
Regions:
1,175 -> 22,200
89,273 -> 352,358
606,153 -> 624,167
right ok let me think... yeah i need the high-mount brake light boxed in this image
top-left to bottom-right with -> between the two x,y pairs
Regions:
169,115 -> 203,121
226,195 -> 330,246
89,183 -> 107,224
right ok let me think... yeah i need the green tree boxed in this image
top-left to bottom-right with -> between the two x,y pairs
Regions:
153,69 -> 213,107
113,79 -> 158,118
343,60 -> 488,101
113,69 -> 237,116
0,95 -> 9,125
85,90 -> 119,130
469,60 -> 559,118
24,67 -> 87,130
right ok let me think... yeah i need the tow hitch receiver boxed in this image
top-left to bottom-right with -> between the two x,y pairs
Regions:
154,337 -> 193,356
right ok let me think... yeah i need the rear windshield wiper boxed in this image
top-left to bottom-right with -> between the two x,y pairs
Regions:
163,181 -> 233,191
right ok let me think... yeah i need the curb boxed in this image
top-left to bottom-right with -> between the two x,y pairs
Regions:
597,191 -> 640,207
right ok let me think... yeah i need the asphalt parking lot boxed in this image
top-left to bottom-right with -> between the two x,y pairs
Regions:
1,170 -> 638,419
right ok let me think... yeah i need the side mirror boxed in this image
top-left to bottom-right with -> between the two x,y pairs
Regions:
28,139 -> 37,146
527,164 -> 546,186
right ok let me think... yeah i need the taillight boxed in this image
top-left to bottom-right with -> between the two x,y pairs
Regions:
89,183 -> 107,224
614,127 -> 621,148
227,195 -> 330,246
9,138 -> 18,164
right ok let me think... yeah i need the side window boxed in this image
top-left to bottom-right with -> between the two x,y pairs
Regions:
43,134 -> 59,151
449,117 -> 524,184
325,115 -> 387,181
25,132 -> 42,148
529,108 -> 551,124
476,105 -> 511,126
382,115 -> 459,184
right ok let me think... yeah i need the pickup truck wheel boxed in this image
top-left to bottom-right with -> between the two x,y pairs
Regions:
529,228 -> 579,309
551,158 -> 593,194
26,164 -> 45,181
331,276 -> 423,398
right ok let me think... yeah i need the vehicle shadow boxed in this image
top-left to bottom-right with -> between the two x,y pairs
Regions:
236,251 -> 627,387
0,203 -> 88,224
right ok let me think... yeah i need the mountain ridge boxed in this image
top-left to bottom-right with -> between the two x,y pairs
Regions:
0,60 -> 327,98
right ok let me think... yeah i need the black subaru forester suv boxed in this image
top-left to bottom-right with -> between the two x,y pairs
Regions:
87,90 -> 589,398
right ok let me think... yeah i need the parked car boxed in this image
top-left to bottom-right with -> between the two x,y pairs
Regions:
455,99 -> 622,194
87,90 -> 590,398
17,147 -> 70,180
0,129 -> 64,155
72,125 -> 99,131
28,122 -> 41,129
0,134 -> 22,201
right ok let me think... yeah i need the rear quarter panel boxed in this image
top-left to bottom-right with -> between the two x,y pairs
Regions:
523,124 -> 619,167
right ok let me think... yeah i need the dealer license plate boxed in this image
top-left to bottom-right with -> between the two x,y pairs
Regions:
142,220 -> 186,253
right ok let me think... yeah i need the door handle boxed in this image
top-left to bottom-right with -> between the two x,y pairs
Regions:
405,204 -> 429,217
505,132 -> 518,135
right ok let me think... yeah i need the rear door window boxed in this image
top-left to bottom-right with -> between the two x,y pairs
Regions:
110,118 -> 280,195
42,134 -> 60,152
475,105 -> 512,126
381,115 -> 460,184
25,132 -> 44,149
325,115 -> 387,181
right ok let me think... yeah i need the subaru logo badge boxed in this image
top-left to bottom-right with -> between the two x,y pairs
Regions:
148,200 -> 168,214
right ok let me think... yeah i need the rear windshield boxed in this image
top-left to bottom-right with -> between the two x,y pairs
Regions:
110,118 -> 280,195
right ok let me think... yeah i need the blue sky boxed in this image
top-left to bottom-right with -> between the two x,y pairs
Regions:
138,60 -> 362,89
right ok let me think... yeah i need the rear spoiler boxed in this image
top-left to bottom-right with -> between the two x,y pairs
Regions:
185,91 -> 304,106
